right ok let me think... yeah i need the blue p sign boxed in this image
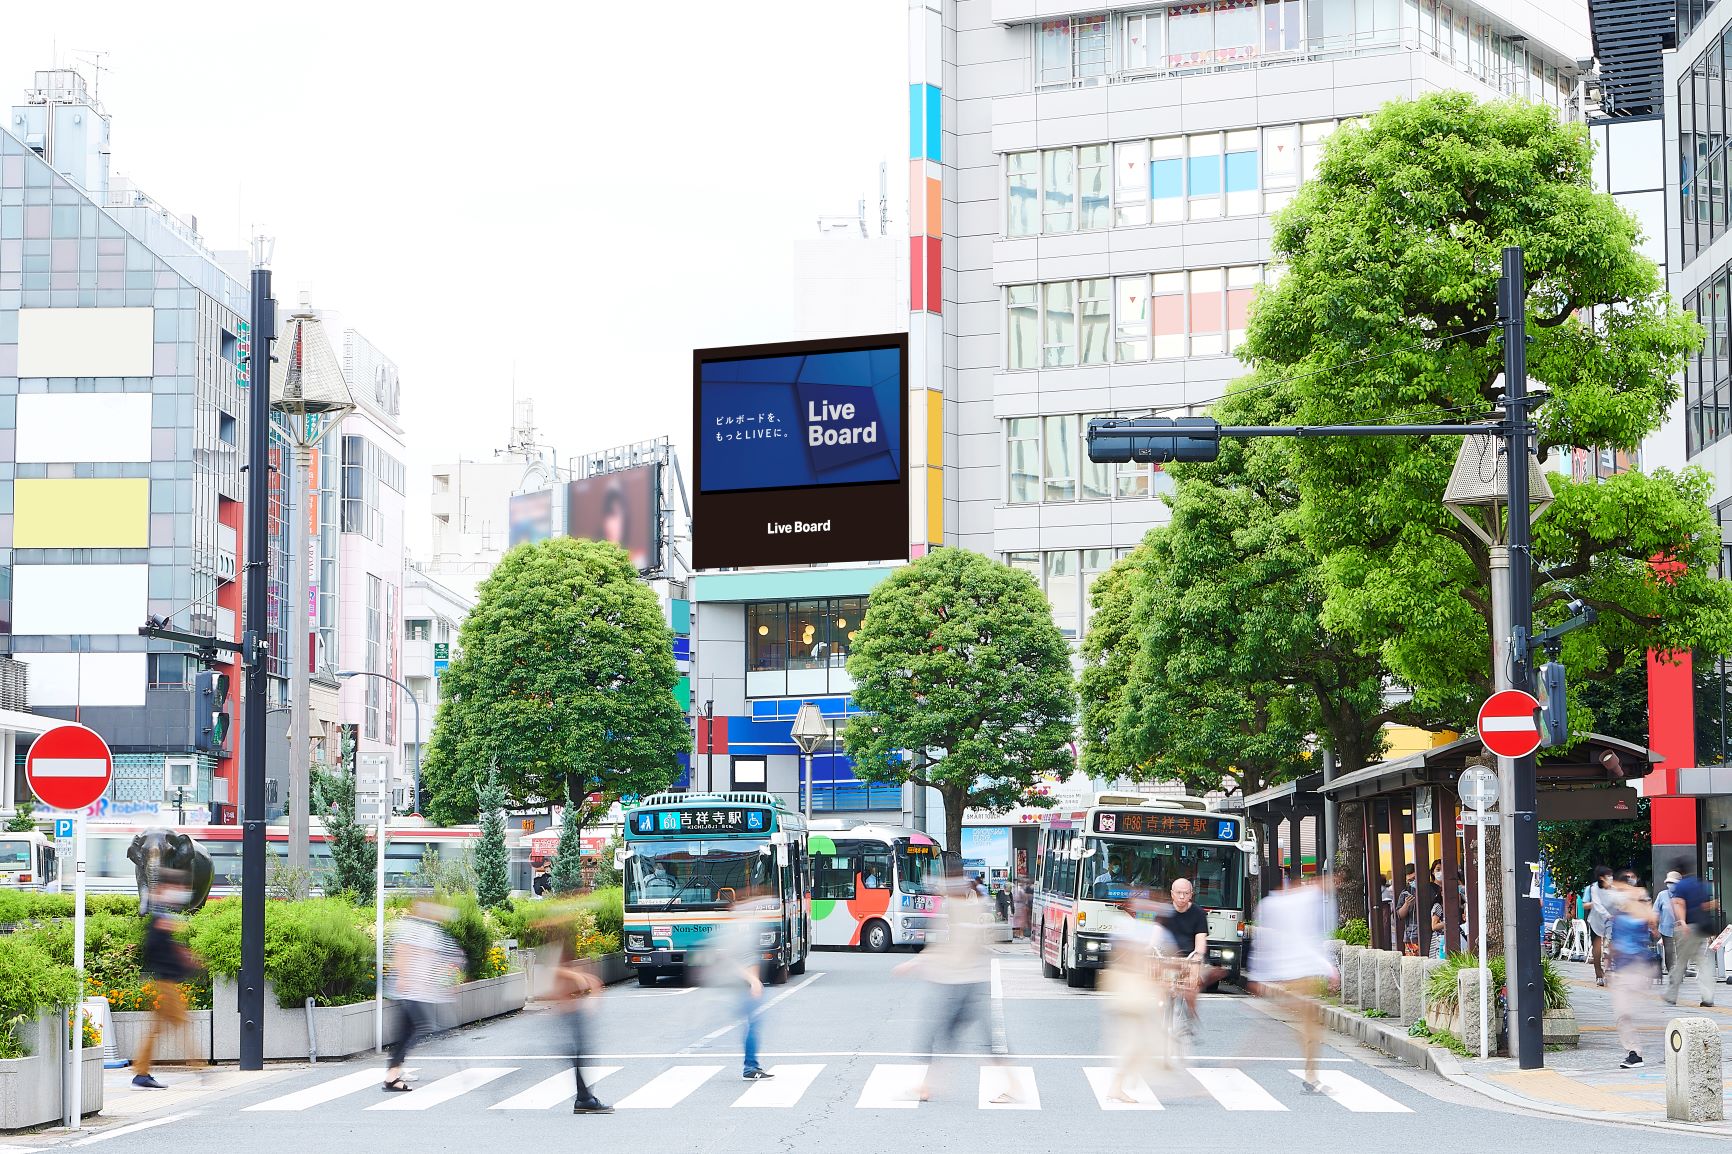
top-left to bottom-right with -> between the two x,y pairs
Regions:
54,817 -> 75,840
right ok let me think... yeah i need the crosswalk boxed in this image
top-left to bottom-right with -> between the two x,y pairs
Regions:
241,1061 -> 1412,1115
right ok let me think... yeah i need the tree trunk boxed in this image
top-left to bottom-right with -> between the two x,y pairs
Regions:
1335,801 -> 1367,923
943,786 -> 967,869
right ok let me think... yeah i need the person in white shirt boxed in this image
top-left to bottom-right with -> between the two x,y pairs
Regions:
1249,876 -> 1334,1093
1584,866 -> 1614,986
382,902 -> 464,1093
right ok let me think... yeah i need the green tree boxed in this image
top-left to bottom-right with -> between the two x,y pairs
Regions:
473,763 -> 510,908
549,797 -> 585,895
1078,547 -> 1149,782
1238,93 -> 1732,722
319,724 -> 377,902
421,537 -> 689,838
841,548 -> 1075,854
4,798 -> 34,832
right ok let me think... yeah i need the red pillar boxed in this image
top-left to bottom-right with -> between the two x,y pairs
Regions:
1647,648 -> 1698,881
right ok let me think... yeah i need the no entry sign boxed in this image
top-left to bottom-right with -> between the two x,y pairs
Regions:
1476,689 -> 1543,760
25,724 -> 114,811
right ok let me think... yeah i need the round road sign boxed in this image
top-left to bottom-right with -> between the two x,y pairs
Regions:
1458,765 -> 1500,811
1476,689 -> 1543,760
24,724 -> 114,811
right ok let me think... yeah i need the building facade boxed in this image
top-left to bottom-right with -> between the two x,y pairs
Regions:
400,560 -> 472,812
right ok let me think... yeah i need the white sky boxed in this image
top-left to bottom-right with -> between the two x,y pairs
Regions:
0,1 -> 908,556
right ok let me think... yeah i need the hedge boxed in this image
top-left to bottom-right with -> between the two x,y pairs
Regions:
0,891 -> 141,926
0,936 -> 81,1058
188,898 -> 375,1008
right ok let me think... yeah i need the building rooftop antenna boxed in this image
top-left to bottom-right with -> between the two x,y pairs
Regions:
67,50 -> 110,108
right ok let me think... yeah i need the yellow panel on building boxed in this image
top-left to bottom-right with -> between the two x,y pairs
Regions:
14,478 -> 150,548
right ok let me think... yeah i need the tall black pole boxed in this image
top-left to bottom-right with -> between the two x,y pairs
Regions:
240,266 -> 275,1072
1500,245 -> 1543,1070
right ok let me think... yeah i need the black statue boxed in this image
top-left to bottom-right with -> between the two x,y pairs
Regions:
128,829 -> 214,914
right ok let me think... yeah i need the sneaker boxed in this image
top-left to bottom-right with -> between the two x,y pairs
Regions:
1620,1052 -> 1643,1069
742,1068 -> 775,1081
131,1074 -> 166,1090
572,1097 -> 614,1115
1663,995 -> 1678,1006
1300,1079 -> 1323,1094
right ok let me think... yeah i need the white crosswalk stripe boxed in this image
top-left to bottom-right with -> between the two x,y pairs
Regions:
1299,1069 -> 1412,1112
1083,1067 -> 1163,1109
855,1063 -> 928,1109
368,1067 -> 515,1111
733,1064 -> 825,1108
245,1069 -> 387,1111
614,1064 -> 723,1109
489,1066 -> 622,1110
1187,1066 -> 1287,1111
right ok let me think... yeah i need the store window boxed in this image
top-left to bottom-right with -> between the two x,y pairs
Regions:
744,598 -> 870,697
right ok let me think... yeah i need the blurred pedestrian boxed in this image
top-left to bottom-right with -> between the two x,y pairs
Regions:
896,871 -> 1022,1104
1653,870 -> 1680,977
995,884 -> 1011,924
1395,864 -> 1419,956
536,909 -> 612,1114
1101,894 -> 1178,1103
1584,866 -> 1614,985
1012,882 -> 1031,941
710,894 -> 774,1080
382,900 -> 463,1093
1607,869 -> 1657,1068
1248,876 -> 1333,1093
132,873 -> 196,1090
1665,858 -> 1719,1008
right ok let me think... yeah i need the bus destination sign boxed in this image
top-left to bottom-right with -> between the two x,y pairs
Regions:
630,807 -> 772,836
1093,811 -> 1239,842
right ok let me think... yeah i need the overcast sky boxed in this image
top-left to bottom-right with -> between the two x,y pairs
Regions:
0,2 -> 907,555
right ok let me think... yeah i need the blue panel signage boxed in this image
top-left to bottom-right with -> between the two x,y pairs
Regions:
630,806 -> 771,836
54,817 -> 75,840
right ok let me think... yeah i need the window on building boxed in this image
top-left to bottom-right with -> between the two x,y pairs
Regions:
1008,418 -> 1041,504
1687,264 -> 1732,456
1080,414 -> 1113,501
1047,551 -> 1080,639
1079,144 -> 1111,230
217,412 -> 237,446
1043,149 -> 1075,233
1114,140 -> 1150,227
1008,284 -> 1039,370
148,653 -> 194,687
748,601 -> 787,673
405,618 -> 431,641
1124,11 -> 1163,70
1007,152 -> 1039,236
1082,548 -> 1114,629
1079,278 -> 1110,364
1115,275 -> 1151,362
365,574 -> 383,742
1043,414 -> 1077,502
1006,413 -> 1166,506
1043,281 -> 1076,368
1038,14 -> 1112,86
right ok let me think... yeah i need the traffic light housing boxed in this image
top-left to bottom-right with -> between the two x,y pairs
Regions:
1538,661 -> 1567,748
196,670 -> 230,752
1087,416 -> 1221,464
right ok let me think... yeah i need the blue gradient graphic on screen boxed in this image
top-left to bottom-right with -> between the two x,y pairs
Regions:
700,347 -> 902,493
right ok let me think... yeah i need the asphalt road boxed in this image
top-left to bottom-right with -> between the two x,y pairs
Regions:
28,948 -> 1732,1154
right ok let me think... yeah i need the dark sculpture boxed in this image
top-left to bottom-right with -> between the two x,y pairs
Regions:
128,829 -> 214,914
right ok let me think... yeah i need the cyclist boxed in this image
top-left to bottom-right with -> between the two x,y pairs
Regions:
1157,877 -> 1209,1034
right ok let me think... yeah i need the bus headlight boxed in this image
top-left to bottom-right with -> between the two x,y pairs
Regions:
626,933 -> 650,950
758,930 -> 779,948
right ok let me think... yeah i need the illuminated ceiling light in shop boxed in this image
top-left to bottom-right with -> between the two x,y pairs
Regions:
836,618 -> 848,629
757,625 -> 769,636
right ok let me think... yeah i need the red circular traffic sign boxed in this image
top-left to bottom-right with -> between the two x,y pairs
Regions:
1476,689 -> 1543,760
25,724 -> 114,811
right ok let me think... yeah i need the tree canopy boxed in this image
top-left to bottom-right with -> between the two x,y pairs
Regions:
842,548 -> 1075,854
421,536 -> 689,827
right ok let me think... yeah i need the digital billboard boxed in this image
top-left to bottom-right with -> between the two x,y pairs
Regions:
693,333 -> 908,569
507,489 -> 554,548
567,463 -> 660,572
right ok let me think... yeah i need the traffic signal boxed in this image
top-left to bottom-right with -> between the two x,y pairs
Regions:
1538,661 -> 1567,748
1087,416 -> 1221,464
196,670 -> 230,752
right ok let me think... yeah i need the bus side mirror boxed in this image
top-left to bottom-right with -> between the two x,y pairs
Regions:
777,844 -> 790,868
614,847 -> 628,870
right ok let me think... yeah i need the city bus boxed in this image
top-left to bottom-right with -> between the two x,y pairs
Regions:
0,830 -> 59,891
807,822 -> 941,951
621,791 -> 810,987
1033,793 -> 1255,988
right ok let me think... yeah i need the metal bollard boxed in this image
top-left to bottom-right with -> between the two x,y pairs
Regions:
1665,1017 -> 1724,1123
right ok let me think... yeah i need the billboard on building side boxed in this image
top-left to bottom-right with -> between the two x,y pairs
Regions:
693,333 -> 908,568
507,489 -> 555,548
566,463 -> 660,573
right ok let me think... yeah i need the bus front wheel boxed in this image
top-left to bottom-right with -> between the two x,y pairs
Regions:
861,919 -> 892,953
790,953 -> 807,976
769,961 -> 790,986
1039,927 -> 1061,978
1063,937 -> 1092,988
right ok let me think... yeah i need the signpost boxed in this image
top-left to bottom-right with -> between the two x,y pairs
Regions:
1459,763 -> 1498,1061
1476,689 -> 1543,760
25,724 -> 113,1130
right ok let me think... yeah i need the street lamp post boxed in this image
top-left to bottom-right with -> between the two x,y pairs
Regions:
790,702 -> 828,824
335,669 -> 420,1053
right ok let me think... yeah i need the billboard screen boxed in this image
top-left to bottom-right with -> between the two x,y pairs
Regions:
567,463 -> 660,572
693,333 -> 908,568
508,489 -> 554,548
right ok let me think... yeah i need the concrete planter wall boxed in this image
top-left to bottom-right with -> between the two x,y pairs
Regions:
520,951 -> 633,1000
109,1009 -> 215,1064
0,1014 -> 103,1132
1542,1006 -> 1579,1047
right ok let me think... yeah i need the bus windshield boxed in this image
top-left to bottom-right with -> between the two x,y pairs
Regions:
1079,836 -> 1244,909
896,841 -> 938,894
625,840 -> 777,909
0,840 -> 30,869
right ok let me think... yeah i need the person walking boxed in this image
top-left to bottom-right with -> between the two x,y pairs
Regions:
1248,875 -> 1334,1093
538,910 -> 612,1114
1011,882 -> 1031,941
1607,870 -> 1657,1068
1653,871 -> 1680,978
710,895 -> 774,1081
1584,866 -> 1614,985
132,874 -> 196,1090
382,900 -> 463,1093
1665,858 -> 1720,1008
1100,895 -> 1178,1103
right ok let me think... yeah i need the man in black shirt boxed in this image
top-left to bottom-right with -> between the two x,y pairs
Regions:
1158,877 -> 1210,1030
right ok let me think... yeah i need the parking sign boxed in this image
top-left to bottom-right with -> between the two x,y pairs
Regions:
54,817 -> 74,840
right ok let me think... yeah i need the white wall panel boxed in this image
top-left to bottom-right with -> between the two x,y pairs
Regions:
15,394 -> 153,463
19,652 -> 147,707
13,565 -> 148,634
17,307 -> 155,378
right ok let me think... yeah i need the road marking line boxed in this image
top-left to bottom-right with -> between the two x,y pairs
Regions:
676,972 -> 826,1054
990,958 -> 1004,999
1299,1069 -> 1412,1112
856,1063 -> 928,1109
401,1051 -> 1353,1062
69,1113 -> 195,1145
614,1065 -> 722,1109
489,1067 -> 620,1110
732,1063 -> 823,1108
244,1069 -> 384,1111
1084,1067 -> 1163,1109
366,1067 -> 514,1111
978,1065 -> 1038,1110
1189,1067 -> 1286,1111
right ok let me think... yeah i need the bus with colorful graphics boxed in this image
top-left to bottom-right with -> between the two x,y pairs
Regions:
807,822 -> 941,951
620,791 -> 810,987
1033,793 -> 1255,988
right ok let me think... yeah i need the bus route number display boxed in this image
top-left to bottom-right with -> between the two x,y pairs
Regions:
631,807 -> 771,836
1093,810 -> 1239,842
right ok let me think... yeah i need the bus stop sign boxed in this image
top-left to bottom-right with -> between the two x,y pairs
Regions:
25,724 -> 114,811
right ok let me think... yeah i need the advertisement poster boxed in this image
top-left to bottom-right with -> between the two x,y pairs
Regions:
693,333 -> 908,568
507,489 -> 554,548
567,463 -> 659,572
961,826 -> 1012,884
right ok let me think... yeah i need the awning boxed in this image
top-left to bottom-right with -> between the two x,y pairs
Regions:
1242,771 -> 1325,822
1315,733 -> 1658,805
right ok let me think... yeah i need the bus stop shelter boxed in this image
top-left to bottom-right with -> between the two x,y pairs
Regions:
1242,771 -> 1325,897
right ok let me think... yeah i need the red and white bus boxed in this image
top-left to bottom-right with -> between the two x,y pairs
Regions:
1032,793 -> 1255,987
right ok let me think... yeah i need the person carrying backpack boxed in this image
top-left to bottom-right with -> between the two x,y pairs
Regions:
1665,859 -> 1720,1008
